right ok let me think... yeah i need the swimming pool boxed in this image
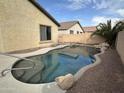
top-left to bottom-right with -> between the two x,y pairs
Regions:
12,45 -> 100,84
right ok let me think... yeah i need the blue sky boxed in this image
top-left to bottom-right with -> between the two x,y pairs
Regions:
37,0 -> 124,26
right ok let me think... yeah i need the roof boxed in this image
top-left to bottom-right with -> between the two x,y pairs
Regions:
83,26 -> 96,32
28,0 -> 60,26
59,21 -> 84,32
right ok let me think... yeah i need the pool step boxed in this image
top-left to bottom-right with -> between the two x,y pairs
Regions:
41,61 -> 59,82
26,70 -> 42,83
40,54 -> 60,82
13,70 -> 25,79
19,63 -> 44,83
59,52 -> 79,59
13,57 -> 44,83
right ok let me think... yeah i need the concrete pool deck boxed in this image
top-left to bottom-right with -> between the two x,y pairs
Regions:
67,49 -> 124,93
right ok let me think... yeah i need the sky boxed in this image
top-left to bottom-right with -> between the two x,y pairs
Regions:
37,0 -> 124,26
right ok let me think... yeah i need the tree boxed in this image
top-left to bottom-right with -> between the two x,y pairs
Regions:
92,20 -> 124,48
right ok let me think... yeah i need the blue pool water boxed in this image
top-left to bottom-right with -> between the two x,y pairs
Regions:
12,46 -> 100,84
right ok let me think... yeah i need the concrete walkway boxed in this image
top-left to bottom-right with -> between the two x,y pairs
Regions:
67,49 -> 124,93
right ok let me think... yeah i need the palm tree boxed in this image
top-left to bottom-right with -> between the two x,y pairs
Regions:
92,20 -> 124,48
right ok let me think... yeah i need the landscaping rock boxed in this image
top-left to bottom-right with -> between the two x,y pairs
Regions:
55,74 -> 74,90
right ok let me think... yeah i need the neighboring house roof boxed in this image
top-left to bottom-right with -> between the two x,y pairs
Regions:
59,21 -> 85,32
28,0 -> 60,26
83,26 -> 96,32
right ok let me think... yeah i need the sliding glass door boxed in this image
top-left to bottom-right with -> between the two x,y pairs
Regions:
40,25 -> 51,41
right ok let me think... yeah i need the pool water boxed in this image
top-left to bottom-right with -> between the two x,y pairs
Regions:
12,46 -> 100,84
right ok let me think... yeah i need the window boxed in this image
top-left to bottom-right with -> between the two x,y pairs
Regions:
70,30 -> 74,34
77,31 -> 79,34
40,25 -> 51,41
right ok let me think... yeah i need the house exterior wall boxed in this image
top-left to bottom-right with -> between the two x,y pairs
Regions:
59,23 -> 83,35
116,31 -> 124,64
0,30 -> 4,52
0,0 -> 58,53
69,23 -> 83,34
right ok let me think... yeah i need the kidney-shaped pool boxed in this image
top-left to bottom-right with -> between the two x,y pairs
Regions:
12,45 -> 100,84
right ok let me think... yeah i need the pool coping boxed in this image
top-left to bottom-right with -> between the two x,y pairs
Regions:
0,44 -> 107,93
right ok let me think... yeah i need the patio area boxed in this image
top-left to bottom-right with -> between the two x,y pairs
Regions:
67,49 -> 124,93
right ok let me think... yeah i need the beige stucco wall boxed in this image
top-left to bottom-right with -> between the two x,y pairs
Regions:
59,23 -> 83,35
59,33 -> 91,43
59,32 -> 105,44
0,29 -> 4,52
0,0 -> 58,52
116,31 -> 124,64
59,35 -> 84,43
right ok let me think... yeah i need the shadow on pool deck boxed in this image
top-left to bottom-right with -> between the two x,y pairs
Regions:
67,49 -> 124,93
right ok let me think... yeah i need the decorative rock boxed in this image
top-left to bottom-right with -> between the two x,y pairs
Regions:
55,74 -> 74,90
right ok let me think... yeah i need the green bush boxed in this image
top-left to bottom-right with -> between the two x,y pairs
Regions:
92,20 -> 124,48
